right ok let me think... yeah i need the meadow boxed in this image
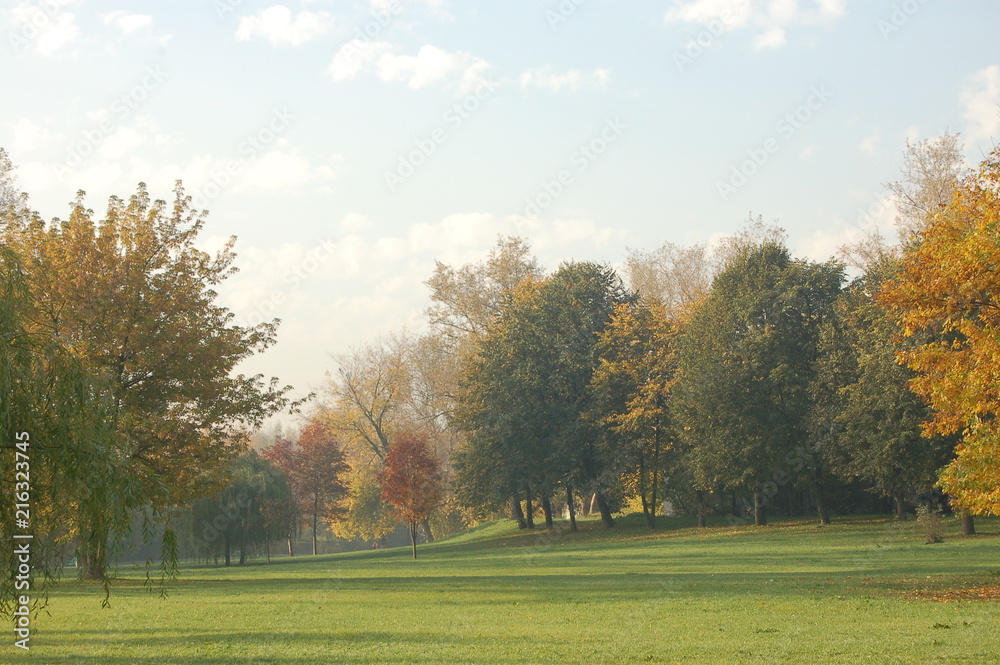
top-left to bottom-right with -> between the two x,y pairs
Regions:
19,515 -> 1000,664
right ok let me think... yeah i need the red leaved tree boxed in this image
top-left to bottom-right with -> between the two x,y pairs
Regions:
378,432 -> 444,559
263,421 -> 349,556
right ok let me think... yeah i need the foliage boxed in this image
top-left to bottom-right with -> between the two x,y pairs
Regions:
378,431 -> 444,557
674,240 -> 843,524
881,147 -> 1000,515
589,298 -> 679,527
812,260 -> 952,514
2,181 -> 300,581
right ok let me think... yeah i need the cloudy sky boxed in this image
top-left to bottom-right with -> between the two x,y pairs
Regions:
2,0 -> 998,415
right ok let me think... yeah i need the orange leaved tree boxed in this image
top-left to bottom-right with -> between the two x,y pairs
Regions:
378,432 -> 443,559
880,147 -> 1000,515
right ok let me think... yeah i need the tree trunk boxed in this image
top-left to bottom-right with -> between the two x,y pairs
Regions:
239,530 -> 246,565
961,510 -> 976,536
409,522 -> 418,559
541,496 -> 554,529
589,493 -> 598,516
696,490 -> 707,528
312,499 -> 319,556
813,469 -> 830,525
287,532 -> 294,557
265,532 -> 271,564
639,450 -> 651,527
894,491 -> 906,520
421,518 -> 435,543
566,486 -> 577,532
596,491 -> 615,528
646,425 -> 660,529
753,482 -> 767,526
224,533 -> 231,567
524,487 -> 535,529
510,495 -> 527,529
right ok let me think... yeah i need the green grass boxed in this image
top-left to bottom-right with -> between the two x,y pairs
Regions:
16,514 -> 1000,664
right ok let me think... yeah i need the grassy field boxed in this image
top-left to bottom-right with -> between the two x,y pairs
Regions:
15,514 -> 1000,664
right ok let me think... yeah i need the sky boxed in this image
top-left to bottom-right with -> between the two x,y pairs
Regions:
1,0 -> 998,420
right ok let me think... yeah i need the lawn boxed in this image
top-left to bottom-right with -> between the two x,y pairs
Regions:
15,514 -> 1000,664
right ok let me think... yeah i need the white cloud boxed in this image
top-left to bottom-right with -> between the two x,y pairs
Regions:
330,42 -> 493,95
339,212 -> 371,232
103,11 -> 152,35
859,132 -> 879,155
236,5 -> 332,47
664,0 -> 844,50
327,39 -> 392,81
376,44 -> 490,93
961,65 -> 1000,142
239,150 -> 341,191
519,67 -> 612,93
902,124 -> 921,143
9,3 -> 80,57
753,26 -> 786,50
10,117 -> 64,153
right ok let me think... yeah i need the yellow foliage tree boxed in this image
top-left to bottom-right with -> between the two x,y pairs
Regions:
880,147 -> 1000,515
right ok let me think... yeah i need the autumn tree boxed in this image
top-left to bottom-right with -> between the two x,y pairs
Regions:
379,431 -> 444,559
881,146 -> 1000,516
293,421 -> 349,555
262,421 -> 349,556
1,181 -> 299,583
624,241 -> 714,316
323,333 -> 413,463
589,298 -> 678,528
885,131 -> 967,245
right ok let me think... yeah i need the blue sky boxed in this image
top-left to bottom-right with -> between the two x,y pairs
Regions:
2,0 -> 998,412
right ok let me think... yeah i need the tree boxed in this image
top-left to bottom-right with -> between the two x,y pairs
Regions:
885,131 -> 967,245
624,241 -> 714,316
379,431 -> 444,559
260,437 -> 300,556
0,147 -> 22,213
674,240 -> 843,525
455,263 -> 631,529
2,181 -> 300,583
589,298 -> 679,528
323,333 -> 413,463
881,146 -> 1000,515
0,244 -> 135,608
262,421 -> 349,556
182,451 -> 295,566
426,235 -> 543,340
330,463 -> 397,544
812,260 -> 952,519
292,421 -> 349,555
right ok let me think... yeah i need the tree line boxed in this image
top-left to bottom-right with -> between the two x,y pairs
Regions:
1,133 -> 997,608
